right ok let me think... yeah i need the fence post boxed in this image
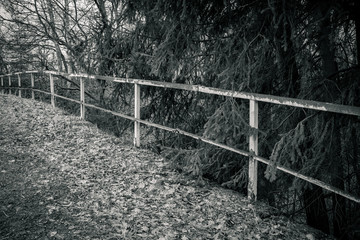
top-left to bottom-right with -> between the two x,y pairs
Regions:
134,82 -> 141,147
18,74 -> 21,98
1,77 -> 3,94
31,73 -> 35,100
248,99 -> 259,200
49,73 -> 55,108
80,77 -> 85,120
8,75 -> 11,94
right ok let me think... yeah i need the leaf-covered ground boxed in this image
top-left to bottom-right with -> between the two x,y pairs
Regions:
0,94 -> 332,240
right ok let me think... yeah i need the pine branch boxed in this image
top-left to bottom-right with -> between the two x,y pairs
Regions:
54,75 -> 98,101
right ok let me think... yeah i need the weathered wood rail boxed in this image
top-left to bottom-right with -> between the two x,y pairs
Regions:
1,70 -> 360,203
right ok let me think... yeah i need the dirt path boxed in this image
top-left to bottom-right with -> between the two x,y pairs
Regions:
0,94 -> 331,239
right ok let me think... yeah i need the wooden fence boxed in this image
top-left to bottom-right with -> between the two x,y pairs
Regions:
1,70 -> 360,203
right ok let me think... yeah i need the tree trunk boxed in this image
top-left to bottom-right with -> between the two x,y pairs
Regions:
260,0 -> 302,209
315,1 -> 338,78
46,0 -> 66,72
330,118 -> 348,239
273,0 -> 300,98
314,1 -> 347,238
94,0 -> 113,105
354,1 -> 360,66
303,186 -> 330,234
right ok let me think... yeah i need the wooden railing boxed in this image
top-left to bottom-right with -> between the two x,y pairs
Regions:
1,70 -> 360,203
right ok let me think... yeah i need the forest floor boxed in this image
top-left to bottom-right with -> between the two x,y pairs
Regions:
0,94 -> 333,240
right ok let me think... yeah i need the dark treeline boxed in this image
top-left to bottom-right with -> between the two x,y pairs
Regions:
1,1 -> 359,239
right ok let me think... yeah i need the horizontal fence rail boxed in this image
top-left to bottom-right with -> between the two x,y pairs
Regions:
1,70 -> 360,204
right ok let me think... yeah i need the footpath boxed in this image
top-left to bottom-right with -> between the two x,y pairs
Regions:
0,94 -> 330,239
